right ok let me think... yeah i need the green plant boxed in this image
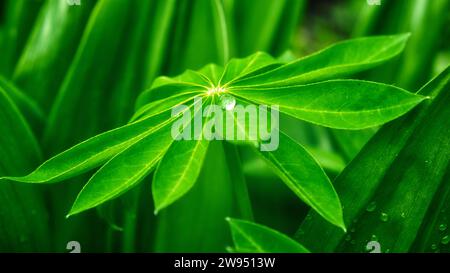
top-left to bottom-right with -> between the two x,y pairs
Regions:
0,0 -> 447,254
3,34 -> 425,231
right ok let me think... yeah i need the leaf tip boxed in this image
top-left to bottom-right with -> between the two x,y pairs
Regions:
67,204 -> 83,218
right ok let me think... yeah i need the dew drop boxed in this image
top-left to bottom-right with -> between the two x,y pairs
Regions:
400,212 -> 407,218
379,212 -> 389,222
370,234 -> 378,241
219,94 -> 236,111
431,244 -> 437,250
439,224 -> 447,232
441,235 -> 449,245
366,201 -> 377,212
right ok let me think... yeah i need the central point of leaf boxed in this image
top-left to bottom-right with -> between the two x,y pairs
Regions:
206,86 -> 226,96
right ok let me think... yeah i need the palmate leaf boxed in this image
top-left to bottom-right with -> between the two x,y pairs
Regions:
2,35 -> 424,225
227,218 -> 309,253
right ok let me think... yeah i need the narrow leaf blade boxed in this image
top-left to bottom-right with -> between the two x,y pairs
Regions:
227,218 -> 310,253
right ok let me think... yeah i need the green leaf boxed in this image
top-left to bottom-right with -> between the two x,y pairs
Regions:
219,51 -> 279,86
232,34 -> 410,87
0,0 -> 42,77
0,86 -> 41,170
211,0 -> 230,65
132,94 -> 199,122
230,0 -> 305,56
43,0 -> 133,154
6,34 -> 418,221
153,139 -> 209,213
225,97 -> 344,228
227,218 -> 310,253
199,63 -> 225,86
154,142 -> 246,252
12,0 -> 93,110
0,75 -> 45,132
296,66 -> 450,253
257,131 -> 345,230
0,85 -> 49,251
69,123 -> 175,216
231,80 -> 425,129
1,111 -> 173,184
135,70 -> 209,109
143,0 -> 177,86
168,0 -> 230,72
153,97 -> 213,213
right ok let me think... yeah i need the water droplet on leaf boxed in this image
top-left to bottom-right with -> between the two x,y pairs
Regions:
220,94 -> 236,111
380,212 -> 389,222
370,234 -> 378,241
439,224 -> 447,232
441,235 -> 449,245
366,201 -> 377,212
431,244 -> 437,250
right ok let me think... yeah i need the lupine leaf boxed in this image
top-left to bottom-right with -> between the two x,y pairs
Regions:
1,111 -> 173,184
230,80 -> 425,130
232,34 -> 410,87
153,139 -> 210,213
69,123 -> 175,216
256,131 -> 345,230
2,36 -> 421,224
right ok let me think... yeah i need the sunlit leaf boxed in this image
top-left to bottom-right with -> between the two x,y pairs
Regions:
232,34 -> 410,87
231,80 -> 425,129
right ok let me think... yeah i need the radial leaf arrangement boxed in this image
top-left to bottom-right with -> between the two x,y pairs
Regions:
1,34 -> 426,230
